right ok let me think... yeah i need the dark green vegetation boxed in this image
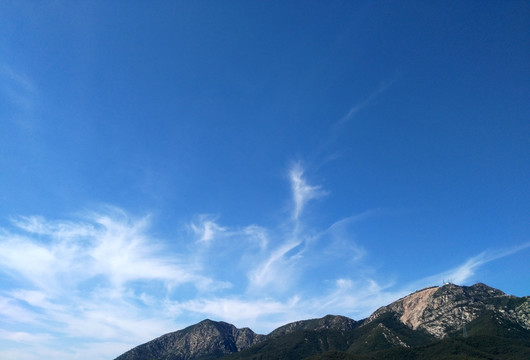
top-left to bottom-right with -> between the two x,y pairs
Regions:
224,315 -> 530,360
115,284 -> 530,360
305,335 -> 530,360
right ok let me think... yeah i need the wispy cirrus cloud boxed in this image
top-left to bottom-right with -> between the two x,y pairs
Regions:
190,215 -> 227,243
0,329 -> 53,343
415,242 -> 530,287
0,295 -> 42,326
175,296 -> 301,330
0,64 -> 36,102
247,239 -> 303,292
290,162 -> 327,221
0,63 -> 38,130
1,167 -> 529,360
0,209 -> 212,359
336,79 -> 394,127
317,77 -> 398,157
2,210 -> 205,292
247,163 -> 328,292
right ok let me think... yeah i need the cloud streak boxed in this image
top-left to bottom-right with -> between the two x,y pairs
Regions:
315,79 -> 396,154
2,210 -> 204,293
0,63 -> 38,130
338,76 -> 399,128
418,242 -> 530,287
247,164 -> 328,292
290,163 -> 327,221
190,215 -> 227,243
0,171 -> 528,360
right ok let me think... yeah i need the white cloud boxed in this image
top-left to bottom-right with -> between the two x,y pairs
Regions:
420,242 -> 530,286
190,216 -> 226,243
312,212 -> 378,262
0,235 -> 58,291
0,341 -> 136,360
247,239 -> 303,291
301,277 -> 400,320
290,163 -> 327,221
242,225 -> 269,250
179,296 -> 300,328
0,349 -> 40,360
3,210 -> 206,292
243,164 -> 329,293
0,209 -> 221,359
7,290 -> 62,312
0,192 -> 528,360
10,215 -> 96,239
0,329 -> 53,343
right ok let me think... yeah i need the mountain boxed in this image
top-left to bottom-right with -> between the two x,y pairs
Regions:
225,315 -> 358,360
268,314 -> 358,337
114,283 -> 530,360
365,282 -> 530,338
115,319 -> 264,360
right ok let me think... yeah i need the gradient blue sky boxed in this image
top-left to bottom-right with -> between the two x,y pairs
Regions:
1,1 -> 529,359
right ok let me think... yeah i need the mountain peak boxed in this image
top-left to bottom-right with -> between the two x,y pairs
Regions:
268,314 -> 357,337
115,318 -> 264,360
367,282 -> 528,338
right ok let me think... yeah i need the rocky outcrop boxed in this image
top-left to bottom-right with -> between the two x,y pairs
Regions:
366,283 -> 530,338
115,319 -> 265,360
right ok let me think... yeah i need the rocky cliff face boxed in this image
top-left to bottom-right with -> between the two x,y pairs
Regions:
115,319 -> 265,360
366,282 -> 530,338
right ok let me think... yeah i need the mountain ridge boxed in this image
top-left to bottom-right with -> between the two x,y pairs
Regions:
115,318 -> 264,360
366,282 -> 530,338
114,283 -> 530,360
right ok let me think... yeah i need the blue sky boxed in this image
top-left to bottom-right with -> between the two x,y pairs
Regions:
1,1 -> 529,359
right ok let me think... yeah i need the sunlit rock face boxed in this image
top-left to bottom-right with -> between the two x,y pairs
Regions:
366,283 -> 530,338
115,319 -> 265,360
